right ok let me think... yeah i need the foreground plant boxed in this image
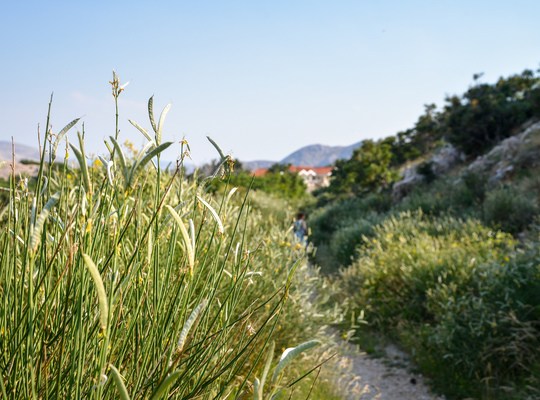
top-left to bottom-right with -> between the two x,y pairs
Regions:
0,78 -> 320,399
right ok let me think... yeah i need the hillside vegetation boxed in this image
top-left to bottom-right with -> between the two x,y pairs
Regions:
308,68 -> 540,399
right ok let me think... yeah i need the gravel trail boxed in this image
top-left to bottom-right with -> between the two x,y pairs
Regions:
302,263 -> 444,399
326,334 -> 445,400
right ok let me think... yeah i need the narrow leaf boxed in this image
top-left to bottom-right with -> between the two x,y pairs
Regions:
226,187 -> 238,205
273,340 -> 320,381
53,118 -> 80,158
147,228 -> 153,266
129,119 -> 154,143
165,205 -> 194,273
109,137 -> 127,184
206,136 -> 225,160
68,130 -> 92,193
109,364 -> 131,400
30,192 -> 60,253
177,299 -> 207,352
70,143 -> 91,195
189,219 -> 196,253
135,142 -> 172,173
149,371 -> 181,400
156,103 -> 171,145
196,195 -> 224,234
253,378 -> 261,400
104,139 -> 113,155
82,253 -> 109,331
148,96 -> 157,134
128,141 -> 171,186
259,341 -> 275,398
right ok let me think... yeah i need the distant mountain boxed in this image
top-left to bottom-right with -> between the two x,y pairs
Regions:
242,141 -> 363,171
0,141 -> 40,162
280,141 -> 363,167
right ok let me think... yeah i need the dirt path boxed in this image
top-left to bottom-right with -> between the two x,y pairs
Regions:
301,263 -> 444,399
325,331 -> 445,400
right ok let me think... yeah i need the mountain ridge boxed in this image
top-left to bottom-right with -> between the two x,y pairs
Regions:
0,140 -> 364,172
243,141 -> 363,171
0,141 -> 41,162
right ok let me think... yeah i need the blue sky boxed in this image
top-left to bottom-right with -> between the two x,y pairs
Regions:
1,0 -> 539,164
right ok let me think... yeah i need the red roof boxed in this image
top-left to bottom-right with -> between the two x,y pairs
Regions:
289,166 -> 333,175
252,166 -> 332,176
252,168 -> 268,177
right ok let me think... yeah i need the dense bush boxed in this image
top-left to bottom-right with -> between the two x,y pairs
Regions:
307,193 -> 391,271
423,247 -> 540,397
328,215 -> 380,267
391,173 -> 540,237
335,212 -> 540,398
326,140 -> 399,196
397,184 -> 451,216
308,66 -> 540,399
309,193 -> 390,244
482,186 -> 539,234
339,213 -> 515,327
316,68 -> 540,201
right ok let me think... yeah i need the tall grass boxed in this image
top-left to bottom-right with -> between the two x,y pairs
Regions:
0,82 -> 322,399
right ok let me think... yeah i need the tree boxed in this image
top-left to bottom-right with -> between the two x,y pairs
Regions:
442,70 -> 540,156
327,139 -> 398,195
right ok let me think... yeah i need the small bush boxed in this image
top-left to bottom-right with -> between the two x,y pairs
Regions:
328,216 -> 379,268
397,184 -> 450,216
482,186 -> 538,234
309,193 -> 390,244
416,161 -> 437,183
461,170 -> 488,203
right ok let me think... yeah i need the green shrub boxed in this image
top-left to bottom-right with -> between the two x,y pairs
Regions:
482,186 -> 538,234
328,216 -> 379,268
309,193 -> 390,246
443,70 -> 539,156
422,244 -> 540,397
397,175 -> 486,219
339,212 -> 515,328
416,160 -> 437,183
309,197 -> 368,245
397,183 -> 451,216
336,212 -> 540,397
461,170 -> 488,203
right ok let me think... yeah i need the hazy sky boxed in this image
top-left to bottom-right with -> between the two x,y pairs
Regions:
1,0 -> 539,164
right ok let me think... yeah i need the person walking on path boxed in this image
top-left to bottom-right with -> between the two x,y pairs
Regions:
293,212 -> 308,244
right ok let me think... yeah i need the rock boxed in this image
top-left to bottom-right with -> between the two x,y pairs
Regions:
430,144 -> 464,175
467,120 -> 540,183
392,167 -> 424,201
392,145 -> 463,201
488,164 -> 514,185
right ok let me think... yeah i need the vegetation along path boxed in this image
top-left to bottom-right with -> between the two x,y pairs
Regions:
301,262 -> 443,400
327,331 -> 444,400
